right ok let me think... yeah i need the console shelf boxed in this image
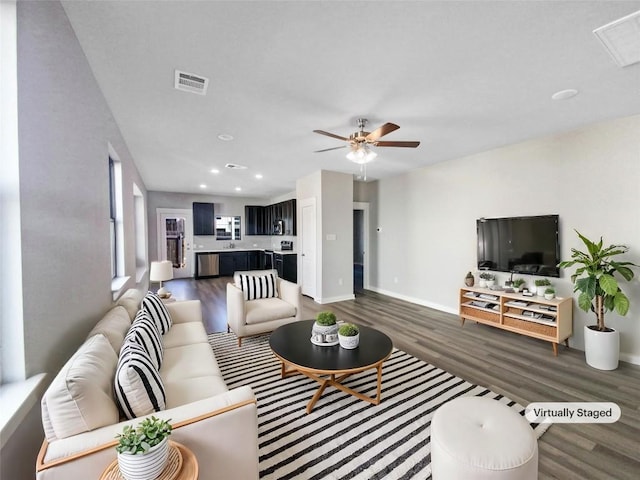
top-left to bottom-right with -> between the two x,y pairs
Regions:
459,287 -> 573,356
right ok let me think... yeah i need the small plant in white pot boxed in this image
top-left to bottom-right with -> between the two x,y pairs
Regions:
512,278 -> 526,293
312,311 -> 338,343
559,230 -> 637,370
338,323 -> 360,349
116,416 -> 172,480
544,287 -> 555,300
479,272 -> 494,288
534,278 -> 551,296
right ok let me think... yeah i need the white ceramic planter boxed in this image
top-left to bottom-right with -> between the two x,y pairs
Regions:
486,280 -> 495,288
544,293 -> 554,300
584,325 -> 619,370
478,280 -> 487,288
118,437 -> 169,480
536,286 -> 548,296
339,333 -> 360,349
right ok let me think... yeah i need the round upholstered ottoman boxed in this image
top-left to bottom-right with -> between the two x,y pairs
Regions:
431,396 -> 538,479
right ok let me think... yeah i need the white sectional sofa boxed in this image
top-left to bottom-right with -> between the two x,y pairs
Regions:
36,289 -> 258,480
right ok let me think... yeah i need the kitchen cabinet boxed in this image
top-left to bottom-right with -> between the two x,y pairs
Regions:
244,206 -> 263,236
281,199 -> 297,235
248,251 -> 261,270
275,253 -> 297,283
193,202 -> 215,236
219,251 -> 250,276
243,199 -> 297,236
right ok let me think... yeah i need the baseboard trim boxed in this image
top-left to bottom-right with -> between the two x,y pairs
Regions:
620,352 -> 640,366
367,287 -> 458,315
316,294 -> 356,304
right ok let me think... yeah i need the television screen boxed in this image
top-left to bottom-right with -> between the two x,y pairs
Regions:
477,215 -> 560,277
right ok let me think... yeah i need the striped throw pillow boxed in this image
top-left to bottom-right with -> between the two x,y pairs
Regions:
239,273 -> 278,301
114,342 -> 166,419
142,291 -> 172,334
124,311 -> 163,369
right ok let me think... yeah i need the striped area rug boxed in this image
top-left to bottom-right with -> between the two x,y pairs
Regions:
209,333 -> 548,480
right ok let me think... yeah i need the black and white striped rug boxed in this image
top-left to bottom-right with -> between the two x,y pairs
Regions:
209,333 -> 549,480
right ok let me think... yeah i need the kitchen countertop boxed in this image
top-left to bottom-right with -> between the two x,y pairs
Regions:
193,249 -> 297,255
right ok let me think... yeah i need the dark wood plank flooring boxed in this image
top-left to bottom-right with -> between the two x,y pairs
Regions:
165,277 -> 640,480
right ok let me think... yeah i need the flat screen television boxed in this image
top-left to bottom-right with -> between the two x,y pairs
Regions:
477,215 -> 560,277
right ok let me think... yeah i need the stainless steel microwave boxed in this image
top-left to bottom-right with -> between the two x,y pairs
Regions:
273,220 -> 284,235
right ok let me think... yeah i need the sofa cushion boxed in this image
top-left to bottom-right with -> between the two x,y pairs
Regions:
86,305 -> 131,354
142,292 -> 172,334
245,297 -> 296,325
164,376 -> 228,409
237,272 -> 278,301
162,321 -> 209,349
124,311 -> 163,369
160,343 -> 222,382
41,334 -> 119,441
115,342 -> 166,419
116,289 -> 144,321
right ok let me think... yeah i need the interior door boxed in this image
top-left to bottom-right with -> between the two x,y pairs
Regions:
157,208 -> 193,278
301,198 -> 317,298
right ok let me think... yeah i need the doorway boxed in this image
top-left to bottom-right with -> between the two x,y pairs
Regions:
300,198 -> 317,299
353,202 -> 370,293
156,208 -> 193,278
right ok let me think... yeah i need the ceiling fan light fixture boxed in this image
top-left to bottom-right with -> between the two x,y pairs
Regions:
346,146 -> 377,164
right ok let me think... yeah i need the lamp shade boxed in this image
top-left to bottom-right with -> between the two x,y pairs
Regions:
346,146 -> 377,164
150,260 -> 173,282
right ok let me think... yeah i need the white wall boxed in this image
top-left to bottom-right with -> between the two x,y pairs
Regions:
5,2 -> 148,477
364,115 -> 640,364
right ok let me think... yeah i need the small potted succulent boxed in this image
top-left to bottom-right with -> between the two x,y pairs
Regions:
312,311 -> 338,344
544,287 -> 555,300
512,278 -> 526,292
338,323 -> 360,349
116,416 -> 172,480
478,272 -> 494,288
534,278 -> 551,296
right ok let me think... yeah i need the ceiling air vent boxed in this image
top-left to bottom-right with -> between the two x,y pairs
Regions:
174,70 -> 209,95
225,163 -> 248,170
593,10 -> 640,67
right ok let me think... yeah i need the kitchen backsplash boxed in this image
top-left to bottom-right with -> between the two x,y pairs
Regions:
194,234 -> 296,251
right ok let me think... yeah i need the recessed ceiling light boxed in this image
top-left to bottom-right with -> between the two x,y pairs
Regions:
235,187 -> 242,191
217,134 -> 234,141
199,184 -> 207,189
551,89 -> 579,100
255,174 -> 263,179
210,168 -> 219,174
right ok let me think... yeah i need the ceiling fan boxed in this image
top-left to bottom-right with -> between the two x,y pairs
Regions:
313,118 -> 420,164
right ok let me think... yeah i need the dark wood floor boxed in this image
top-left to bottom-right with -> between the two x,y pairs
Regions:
166,276 -> 640,480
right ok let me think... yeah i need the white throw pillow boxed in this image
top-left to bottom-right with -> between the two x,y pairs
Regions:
41,334 -> 119,441
124,310 -> 163,369
238,273 -> 278,301
115,342 -> 166,419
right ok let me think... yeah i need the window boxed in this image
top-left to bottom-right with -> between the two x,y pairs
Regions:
109,157 -> 117,278
133,183 -> 147,282
108,151 -> 125,296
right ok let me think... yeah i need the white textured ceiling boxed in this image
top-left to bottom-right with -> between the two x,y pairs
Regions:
61,1 -> 640,198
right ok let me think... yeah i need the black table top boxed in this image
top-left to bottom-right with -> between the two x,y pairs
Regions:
269,319 -> 393,372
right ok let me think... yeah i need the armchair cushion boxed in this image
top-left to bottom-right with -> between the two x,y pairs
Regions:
245,297 -> 297,325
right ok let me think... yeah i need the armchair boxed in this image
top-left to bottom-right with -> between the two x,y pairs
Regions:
227,269 -> 302,346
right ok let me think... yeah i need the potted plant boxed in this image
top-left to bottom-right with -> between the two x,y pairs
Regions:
558,230 -> 638,370
338,323 -> 360,349
534,278 -> 551,296
479,272 -> 494,288
312,311 -> 338,344
116,416 -> 172,480
512,278 -> 526,293
544,287 -> 555,300
464,271 -> 475,287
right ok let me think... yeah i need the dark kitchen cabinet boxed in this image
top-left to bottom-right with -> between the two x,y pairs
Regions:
219,251 -> 250,276
243,199 -> 296,236
244,206 -> 264,236
248,251 -> 261,270
281,199 -> 297,235
193,202 -> 215,236
275,253 -> 297,283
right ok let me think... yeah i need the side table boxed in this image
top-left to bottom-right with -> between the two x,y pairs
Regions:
100,441 -> 198,480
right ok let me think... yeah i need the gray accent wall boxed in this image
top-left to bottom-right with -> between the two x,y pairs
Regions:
360,115 -> 640,364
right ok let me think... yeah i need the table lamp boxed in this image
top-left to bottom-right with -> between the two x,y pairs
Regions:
150,260 -> 173,297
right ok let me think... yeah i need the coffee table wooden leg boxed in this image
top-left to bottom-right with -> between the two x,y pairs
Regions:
374,363 -> 383,405
307,378 -> 330,414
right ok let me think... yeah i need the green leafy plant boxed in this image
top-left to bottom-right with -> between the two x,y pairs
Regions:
512,278 -> 526,288
338,323 -> 359,336
315,311 -> 337,326
115,416 -> 172,455
479,272 -> 495,280
558,230 -> 638,331
534,278 -> 551,287
544,287 -> 555,295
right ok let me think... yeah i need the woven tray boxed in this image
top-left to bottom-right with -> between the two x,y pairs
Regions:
101,442 -> 183,480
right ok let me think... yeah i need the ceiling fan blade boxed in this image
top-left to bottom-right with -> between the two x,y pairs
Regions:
374,140 -> 421,148
366,123 -> 400,141
313,130 -> 349,141
314,145 -> 347,153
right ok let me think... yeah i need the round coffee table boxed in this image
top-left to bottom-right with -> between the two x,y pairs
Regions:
269,319 -> 393,413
